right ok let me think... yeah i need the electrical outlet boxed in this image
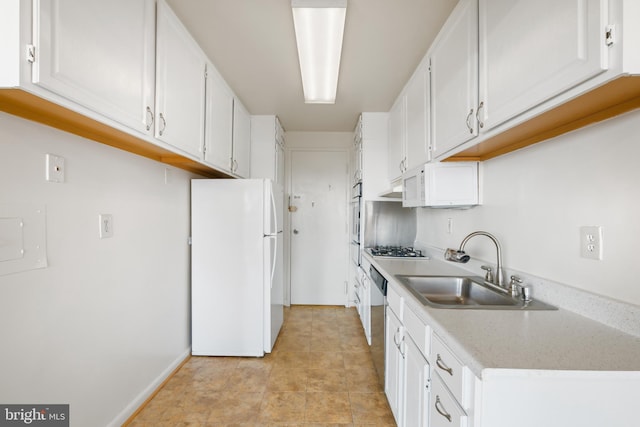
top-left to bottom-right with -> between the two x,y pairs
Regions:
580,226 -> 602,260
99,214 -> 114,239
46,154 -> 65,182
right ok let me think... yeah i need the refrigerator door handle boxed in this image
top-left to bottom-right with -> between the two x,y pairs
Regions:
269,235 -> 277,288
269,182 -> 278,235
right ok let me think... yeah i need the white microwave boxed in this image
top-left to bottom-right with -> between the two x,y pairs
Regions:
402,162 -> 479,208
402,165 -> 426,207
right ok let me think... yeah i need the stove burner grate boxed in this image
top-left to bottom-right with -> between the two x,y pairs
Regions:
368,246 -> 425,258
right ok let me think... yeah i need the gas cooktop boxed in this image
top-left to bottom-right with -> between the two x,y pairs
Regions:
367,246 -> 426,258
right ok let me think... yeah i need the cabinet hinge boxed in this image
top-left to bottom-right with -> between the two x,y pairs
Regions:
605,25 -> 615,47
26,44 -> 36,63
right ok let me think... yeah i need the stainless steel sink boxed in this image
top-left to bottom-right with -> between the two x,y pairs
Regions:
395,275 -> 556,310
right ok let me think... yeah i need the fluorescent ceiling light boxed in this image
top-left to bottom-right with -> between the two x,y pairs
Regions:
292,0 -> 347,104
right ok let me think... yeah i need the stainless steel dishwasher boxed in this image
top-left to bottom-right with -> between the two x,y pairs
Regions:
369,264 -> 387,388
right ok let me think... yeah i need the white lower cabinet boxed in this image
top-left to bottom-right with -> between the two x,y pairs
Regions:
354,266 -> 371,345
385,297 -> 432,427
385,282 -> 476,427
431,374 -> 467,427
385,305 -> 405,426
404,336 -> 430,427
360,270 -> 371,345
384,279 -> 640,427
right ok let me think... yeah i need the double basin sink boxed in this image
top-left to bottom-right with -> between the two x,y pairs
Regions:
395,275 -> 556,310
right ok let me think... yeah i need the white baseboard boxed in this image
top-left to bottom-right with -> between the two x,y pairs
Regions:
107,347 -> 191,427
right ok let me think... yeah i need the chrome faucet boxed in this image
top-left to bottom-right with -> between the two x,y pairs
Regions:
445,231 -> 506,290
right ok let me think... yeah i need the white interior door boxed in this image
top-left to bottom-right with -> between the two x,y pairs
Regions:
290,150 -> 348,305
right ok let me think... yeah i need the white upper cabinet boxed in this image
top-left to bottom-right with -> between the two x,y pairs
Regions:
388,60 -> 430,183
405,62 -> 430,169
232,99 -> 251,178
359,113 -> 390,200
275,119 -> 285,186
33,0 -> 156,135
204,64 -> 234,173
388,95 -> 407,182
251,115 -> 285,186
155,0 -> 206,158
352,117 -> 363,184
429,0 -> 479,159
478,0 -> 608,132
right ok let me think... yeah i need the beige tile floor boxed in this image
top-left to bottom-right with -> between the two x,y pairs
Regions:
127,305 -> 396,426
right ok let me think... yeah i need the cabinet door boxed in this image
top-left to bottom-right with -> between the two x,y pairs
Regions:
405,66 -> 430,169
276,143 -> 285,187
232,99 -> 251,177
275,119 -> 286,186
361,274 -> 371,344
478,0 -> 607,131
387,95 -> 406,182
405,337 -> 430,427
426,162 -> 478,207
204,65 -> 234,173
430,0 -> 479,158
34,0 -> 155,134
155,0 -> 206,157
385,306 -> 405,426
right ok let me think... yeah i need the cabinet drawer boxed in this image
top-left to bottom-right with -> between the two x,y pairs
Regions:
387,284 -> 403,320
403,303 -> 430,357
432,333 -> 465,406
431,373 -> 467,427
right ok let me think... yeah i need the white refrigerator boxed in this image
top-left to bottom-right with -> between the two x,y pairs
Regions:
191,179 -> 284,356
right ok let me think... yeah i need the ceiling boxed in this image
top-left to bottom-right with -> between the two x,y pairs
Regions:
165,0 -> 457,132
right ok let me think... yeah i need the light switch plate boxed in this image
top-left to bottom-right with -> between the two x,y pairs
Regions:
99,214 -> 114,239
46,154 -> 65,183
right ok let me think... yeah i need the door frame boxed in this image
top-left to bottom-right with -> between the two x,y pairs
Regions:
284,147 -> 350,307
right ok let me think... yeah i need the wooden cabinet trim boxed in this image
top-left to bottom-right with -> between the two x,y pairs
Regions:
446,76 -> 640,162
0,88 -> 232,178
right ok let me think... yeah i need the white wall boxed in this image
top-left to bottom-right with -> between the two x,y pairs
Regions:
416,109 -> 640,307
285,131 -> 353,149
0,112 -> 195,426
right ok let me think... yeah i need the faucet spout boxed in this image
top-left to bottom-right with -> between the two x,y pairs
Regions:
458,231 -> 505,288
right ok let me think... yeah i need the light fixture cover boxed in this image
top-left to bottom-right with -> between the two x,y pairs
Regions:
292,0 -> 347,104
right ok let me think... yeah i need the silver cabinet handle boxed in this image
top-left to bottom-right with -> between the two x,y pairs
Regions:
436,353 -> 453,376
466,108 -> 474,134
435,396 -> 452,422
159,113 -> 166,136
145,106 -> 154,131
476,101 -> 485,129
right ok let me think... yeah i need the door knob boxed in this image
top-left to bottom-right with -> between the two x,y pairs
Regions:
293,229 -> 299,234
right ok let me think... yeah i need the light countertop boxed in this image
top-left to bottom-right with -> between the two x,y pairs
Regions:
364,253 -> 640,379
